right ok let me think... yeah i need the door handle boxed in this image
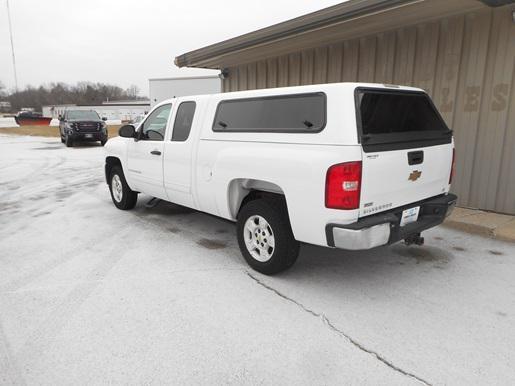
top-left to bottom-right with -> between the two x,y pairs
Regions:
408,150 -> 424,165
150,150 -> 162,156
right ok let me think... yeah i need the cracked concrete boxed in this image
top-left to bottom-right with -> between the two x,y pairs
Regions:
1,135 -> 515,384
246,272 -> 431,386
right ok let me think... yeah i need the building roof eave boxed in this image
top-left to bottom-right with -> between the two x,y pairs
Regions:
175,0 -> 491,70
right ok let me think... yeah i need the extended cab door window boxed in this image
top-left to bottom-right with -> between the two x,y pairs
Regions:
171,102 -> 196,141
140,104 -> 172,141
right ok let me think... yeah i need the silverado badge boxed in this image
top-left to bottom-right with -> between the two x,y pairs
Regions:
409,170 -> 422,181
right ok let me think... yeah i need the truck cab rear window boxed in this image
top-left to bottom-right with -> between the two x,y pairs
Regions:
356,88 -> 451,151
212,93 -> 326,132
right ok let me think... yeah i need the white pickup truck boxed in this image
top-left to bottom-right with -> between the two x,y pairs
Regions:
105,83 -> 457,274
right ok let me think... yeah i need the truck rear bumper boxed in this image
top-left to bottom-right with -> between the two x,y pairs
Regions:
326,193 -> 457,250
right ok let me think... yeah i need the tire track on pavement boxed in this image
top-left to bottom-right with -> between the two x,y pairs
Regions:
13,230 -> 138,378
0,318 -> 26,386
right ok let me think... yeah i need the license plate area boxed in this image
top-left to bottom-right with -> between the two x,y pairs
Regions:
400,206 -> 420,227
84,134 -> 93,138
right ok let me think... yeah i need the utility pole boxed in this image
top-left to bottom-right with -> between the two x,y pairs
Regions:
6,0 -> 19,92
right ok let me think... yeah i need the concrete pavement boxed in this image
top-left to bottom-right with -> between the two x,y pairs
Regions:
444,207 -> 515,243
1,135 -> 515,385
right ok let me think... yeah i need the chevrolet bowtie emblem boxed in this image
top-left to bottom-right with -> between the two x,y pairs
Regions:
409,170 -> 422,181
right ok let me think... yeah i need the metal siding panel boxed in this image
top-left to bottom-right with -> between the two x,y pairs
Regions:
432,15 -> 465,126
342,39 -> 360,81
314,46 -> 328,84
289,52 -> 301,86
393,26 -> 417,85
257,60 -> 267,89
470,6 -> 515,211
278,55 -> 289,87
451,10 -> 492,207
301,49 -> 315,85
413,22 -> 440,95
358,36 -> 377,82
267,58 -> 278,88
247,63 -> 257,90
496,61 -> 515,213
375,31 -> 396,84
238,65 -> 248,90
328,43 -> 343,83
229,67 -> 239,91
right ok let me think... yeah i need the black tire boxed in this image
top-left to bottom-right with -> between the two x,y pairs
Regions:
65,134 -> 73,147
109,165 -> 138,210
100,138 -> 107,146
60,134 -> 65,143
237,198 -> 300,275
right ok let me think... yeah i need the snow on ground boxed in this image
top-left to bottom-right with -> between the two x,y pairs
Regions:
1,134 -> 515,385
0,117 -> 18,128
0,117 -> 121,128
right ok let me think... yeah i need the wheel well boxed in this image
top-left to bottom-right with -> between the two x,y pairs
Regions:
227,178 -> 287,219
105,156 -> 122,184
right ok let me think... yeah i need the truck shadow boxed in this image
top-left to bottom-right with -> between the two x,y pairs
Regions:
295,242 -> 452,278
130,197 -> 453,283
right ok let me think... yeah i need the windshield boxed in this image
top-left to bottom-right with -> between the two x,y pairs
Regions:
67,110 -> 100,120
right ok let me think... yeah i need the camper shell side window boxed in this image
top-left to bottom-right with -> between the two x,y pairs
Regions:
212,92 -> 326,133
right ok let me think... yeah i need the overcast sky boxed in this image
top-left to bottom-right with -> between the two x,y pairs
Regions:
0,0 -> 343,96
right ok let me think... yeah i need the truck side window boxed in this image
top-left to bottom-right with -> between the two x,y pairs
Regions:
172,102 -> 196,142
140,104 -> 172,141
212,93 -> 326,132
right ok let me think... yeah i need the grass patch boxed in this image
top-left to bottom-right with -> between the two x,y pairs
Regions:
0,125 -> 121,138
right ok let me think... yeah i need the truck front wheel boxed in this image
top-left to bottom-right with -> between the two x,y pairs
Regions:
109,166 -> 138,210
237,198 -> 300,275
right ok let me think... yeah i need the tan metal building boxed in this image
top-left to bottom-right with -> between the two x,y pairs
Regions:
176,0 -> 515,214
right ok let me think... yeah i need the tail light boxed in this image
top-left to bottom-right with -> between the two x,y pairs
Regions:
325,161 -> 362,209
449,148 -> 456,184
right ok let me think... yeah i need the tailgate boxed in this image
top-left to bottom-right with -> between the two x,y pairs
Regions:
360,144 -> 452,217
355,87 -> 453,217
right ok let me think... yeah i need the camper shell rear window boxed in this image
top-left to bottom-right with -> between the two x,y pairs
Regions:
212,92 -> 326,133
355,88 -> 452,152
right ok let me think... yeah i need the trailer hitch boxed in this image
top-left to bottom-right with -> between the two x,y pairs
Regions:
404,233 -> 425,246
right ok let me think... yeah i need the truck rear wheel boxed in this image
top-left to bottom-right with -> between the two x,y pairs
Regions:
109,166 -> 138,210
237,198 -> 300,275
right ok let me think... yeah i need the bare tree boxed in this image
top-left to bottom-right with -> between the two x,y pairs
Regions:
5,82 -> 147,112
126,84 -> 140,99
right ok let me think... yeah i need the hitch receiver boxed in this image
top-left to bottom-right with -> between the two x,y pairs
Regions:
404,233 -> 424,246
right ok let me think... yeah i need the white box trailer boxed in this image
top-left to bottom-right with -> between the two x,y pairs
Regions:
149,75 -> 221,107
42,102 -> 150,122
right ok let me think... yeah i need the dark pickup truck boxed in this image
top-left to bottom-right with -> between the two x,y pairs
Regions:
59,110 -> 108,147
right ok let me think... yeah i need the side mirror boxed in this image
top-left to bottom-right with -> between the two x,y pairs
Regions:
119,124 -> 136,138
102,117 -> 107,121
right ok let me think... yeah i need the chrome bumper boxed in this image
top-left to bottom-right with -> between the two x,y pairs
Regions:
332,223 -> 390,250
326,193 -> 458,250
